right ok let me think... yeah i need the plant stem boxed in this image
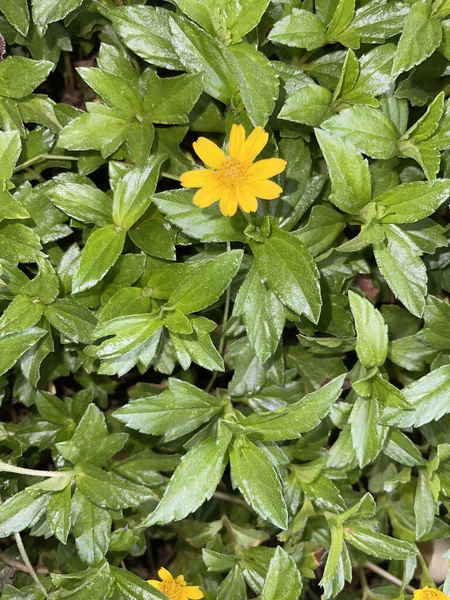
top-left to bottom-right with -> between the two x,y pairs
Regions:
0,551 -> 49,575
366,561 -> 416,593
161,171 -> 181,182
213,490 -> 248,507
0,460 -> 70,478
14,154 -> 79,173
14,534 -> 48,597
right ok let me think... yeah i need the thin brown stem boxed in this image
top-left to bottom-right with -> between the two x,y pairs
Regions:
14,533 -> 48,597
0,551 -> 49,575
213,490 -> 247,507
366,561 -> 416,594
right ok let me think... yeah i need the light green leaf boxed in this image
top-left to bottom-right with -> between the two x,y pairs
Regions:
72,225 -> 126,293
31,0 -> 83,27
240,375 -> 345,441
230,437 -> 288,529
261,546 -> 303,600
373,224 -> 427,318
0,131 -> 21,180
279,84 -> 333,127
269,9 -> 328,50
322,105 -> 399,159
227,42 -> 278,127
376,180 -> 450,224
48,182 -> 113,227
112,155 -> 164,230
113,378 -> 224,442
0,328 -> 46,377
0,0 -> 30,36
392,1 -> 442,76
348,291 -> 388,368
111,567 -> 167,600
0,489 -> 49,537
143,429 -> 231,525
47,484 -> 72,545
143,72 -> 203,125
168,250 -> 243,314
315,129 -> 371,214
343,525 -> 418,559
349,396 -> 387,468
72,490 -> 112,566
250,227 -> 322,322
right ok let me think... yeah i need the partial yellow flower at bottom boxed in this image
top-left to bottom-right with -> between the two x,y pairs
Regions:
148,567 -> 204,600
180,124 -> 287,217
413,586 -> 450,599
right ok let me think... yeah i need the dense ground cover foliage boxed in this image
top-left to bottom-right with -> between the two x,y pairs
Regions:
0,0 -> 450,599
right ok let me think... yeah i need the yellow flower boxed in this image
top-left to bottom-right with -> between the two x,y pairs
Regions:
180,124 -> 287,217
413,586 -> 450,599
148,567 -> 204,600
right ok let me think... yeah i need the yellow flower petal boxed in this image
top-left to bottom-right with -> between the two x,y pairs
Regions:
228,124 -> 246,161
193,184 -> 223,208
148,580 -> 163,590
185,586 -> 204,599
240,126 -> 269,164
158,567 -> 173,582
251,179 -> 283,200
237,184 -> 258,213
193,137 -> 227,169
246,158 -> 287,182
175,575 -> 186,585
413,587 -> 450,599
220,188 -> 239,216
180,170 -> 219,188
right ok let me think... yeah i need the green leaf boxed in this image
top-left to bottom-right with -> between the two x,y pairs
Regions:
322,105 -> 399,159
152,189 -> 247,242
315,129 -> 371,214
72,490 -> 112,566
376,180 -> 450,224
230,437 -> 288,529
170,318 -> 225,372
327,0 -> 355,41
227,42 -> 278,127
0,131 -> 21,180
343,0 -> 408,46
343,525 -> 418,559
0,328 -> 46,377
45,298 -> 97,344
77,67 -> 143,118
112,156 -> 164,230
74,463 -> 154,510
47,484 -> 72,545
57,404 -> 127,467
48,182 -> 113,227
50,563 -> 111,600
0,0 -> 30,36
0,295 -> 44,336
113,378 -> 224,442
129,218 -> 176,261
0,57 -> 53,99
418,295 -> 450,349
240,375 -> 345,441
261,546 -> 303,600
72,225 -> 126,293
380,364 -> 450,428
392,1 -> 442,76
31,0 -> 83,27
143,72 -> 203,125
111,567 -> 166,600
233,263 -> 285,364
111,6 -> 183,71
414,470 -> 436,539
373,224 -> 427,318
250,227 -> 321,323
348,291 -> 388,368
293,205 -> 346,257
143,429 -> 231,525
169,13 -> 233,103
321,525 -> 344,587
0,489 -> 49,537
167,250 -> 243,314
269,9 -> 327,50
279,84 -> 333,127
349,396 -> 387,468
58,106 -> 130,158
217,566 -> 246,600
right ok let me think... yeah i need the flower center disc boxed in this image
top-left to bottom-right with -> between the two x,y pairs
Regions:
218,159 -> 246,188
160,581 -> 185,600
